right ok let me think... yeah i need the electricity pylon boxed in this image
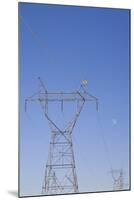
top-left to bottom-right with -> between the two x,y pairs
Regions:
110,169 -> 124,190
25,78 -> 98,195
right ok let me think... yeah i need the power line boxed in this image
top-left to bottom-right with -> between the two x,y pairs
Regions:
19,14 -> 44,49
96,111 -> 113,170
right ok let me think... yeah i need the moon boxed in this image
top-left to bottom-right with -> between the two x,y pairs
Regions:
112,118 -> 117,126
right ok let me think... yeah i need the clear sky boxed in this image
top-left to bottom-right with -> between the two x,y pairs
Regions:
19,3 -> 130,197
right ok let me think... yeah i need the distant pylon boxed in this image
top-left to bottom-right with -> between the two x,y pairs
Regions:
25,78 -> 98,195
110,168 -> 124,190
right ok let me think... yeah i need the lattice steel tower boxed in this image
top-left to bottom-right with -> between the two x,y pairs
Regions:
110,169 -> 124,190
25,78 -> 98,195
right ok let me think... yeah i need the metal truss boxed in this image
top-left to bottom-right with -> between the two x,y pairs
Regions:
25,78 -> 98,195
110,169 -> 124,190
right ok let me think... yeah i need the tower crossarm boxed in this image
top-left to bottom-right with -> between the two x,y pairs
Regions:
25,92 -> 98,111
25,78 -> 98,112
25,92 -> 96,102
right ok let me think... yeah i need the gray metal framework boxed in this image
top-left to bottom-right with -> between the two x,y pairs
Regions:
25,78 -> 98,195
110,169 -> 124,190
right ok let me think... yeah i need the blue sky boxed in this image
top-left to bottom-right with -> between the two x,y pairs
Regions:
19,3 -> 130,197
